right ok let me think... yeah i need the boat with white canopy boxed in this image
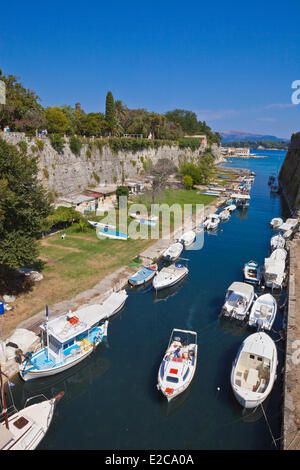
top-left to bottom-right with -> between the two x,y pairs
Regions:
157,329 -> 197,401
230,193 -> 250,209
264,257 -> 286,290
270,234 -> 285,251
153,264 -> 188,291
18,292 -> 130,381
231,332 -> 277,408
221,282 -> 255,320
248,293 -> 277,331
162,242 -> 183,262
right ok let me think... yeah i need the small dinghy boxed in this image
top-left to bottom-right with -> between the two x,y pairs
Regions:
153,264 -> 188,291
231,332 -> 278,408
270,217 -> 283,229
88,220 -> 116,229
243,260 -> 262,285
203,214 -> 220,230
177,230 -> 196,247
157,329 -> 197,401
248,293 -> 277,331
97,227 -> 129,240
129,212 -> 158,226
219,209 -> 230,221
221,282 -> 255,320
270,234 -> 285,251
128,264 -> 158,286
162,242 -> 183,262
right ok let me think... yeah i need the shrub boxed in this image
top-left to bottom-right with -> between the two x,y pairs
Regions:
69,136 -> 82,156
50,134 -> 65,153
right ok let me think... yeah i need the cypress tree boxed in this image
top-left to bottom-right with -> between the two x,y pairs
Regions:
105,91 -> 115,133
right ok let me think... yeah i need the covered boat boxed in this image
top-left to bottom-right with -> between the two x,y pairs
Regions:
203,214 -> 220,230
270,234 -> 285,251
177,230 -> 196,247
221,282 -> 255,320
157,329 -> 197,401
264,257 -> 286,290
128,264 -> 158,286
153,264 -> 188,291
248,293 -> 277,331
162,242 -> 183,262
231,332 -> 277,408
243,260 -> 262,285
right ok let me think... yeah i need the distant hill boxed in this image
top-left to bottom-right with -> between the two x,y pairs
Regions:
220,130 -> 289,142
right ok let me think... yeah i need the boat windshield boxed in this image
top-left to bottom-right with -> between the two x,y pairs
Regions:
227,292 -> 246,308
166,376 -> 179,383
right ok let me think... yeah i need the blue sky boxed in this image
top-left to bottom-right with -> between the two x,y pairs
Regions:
1,0 -> 299,138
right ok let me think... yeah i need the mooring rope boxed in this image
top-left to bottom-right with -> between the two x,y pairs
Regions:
260,403 -> 277,448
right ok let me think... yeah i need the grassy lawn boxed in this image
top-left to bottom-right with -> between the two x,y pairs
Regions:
0,188 -> 217,336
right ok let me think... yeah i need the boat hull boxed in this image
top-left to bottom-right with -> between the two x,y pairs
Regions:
153,269 -> 188,291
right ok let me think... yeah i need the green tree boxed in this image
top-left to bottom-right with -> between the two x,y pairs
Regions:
0,138 -> 51,269
45,107 -> 67,134
0,72 -> 44,132
105,91 -> 115,133
182,174 -> 193,190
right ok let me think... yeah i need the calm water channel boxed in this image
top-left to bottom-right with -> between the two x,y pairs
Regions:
10,149 -> 289,450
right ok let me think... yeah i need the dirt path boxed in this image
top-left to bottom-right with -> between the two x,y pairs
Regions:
40,239 -> 84,253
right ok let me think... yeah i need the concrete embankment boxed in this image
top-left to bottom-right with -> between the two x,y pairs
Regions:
282,227 -> 300,450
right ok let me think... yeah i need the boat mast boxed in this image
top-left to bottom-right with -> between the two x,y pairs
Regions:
0,366 -> 9,429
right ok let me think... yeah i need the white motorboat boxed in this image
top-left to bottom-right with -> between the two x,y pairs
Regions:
270,234 -> 285,251
18,292 -> 129,381
248,293 -> 277,331
230,193 -> 250,209
157,329 -> 197,401
162,242 -> 183,262
0,366 -> 64,450
203,214 -> 220,230
153,264 -> 188,291
231,332 -> 278,408
270,217 -> 283,229
221,282 -> 255,320
177,230 -> 196,247
219,209 -> 230,221
128,264 -> 158,286
227,204 -> 236,212
243,260 -> 262,285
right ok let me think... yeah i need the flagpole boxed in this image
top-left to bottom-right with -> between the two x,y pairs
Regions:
46,305 -> 50,361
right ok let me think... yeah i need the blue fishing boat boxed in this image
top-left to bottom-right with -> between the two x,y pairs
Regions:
19,304 -> 109,381
128,264 -> 158,286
